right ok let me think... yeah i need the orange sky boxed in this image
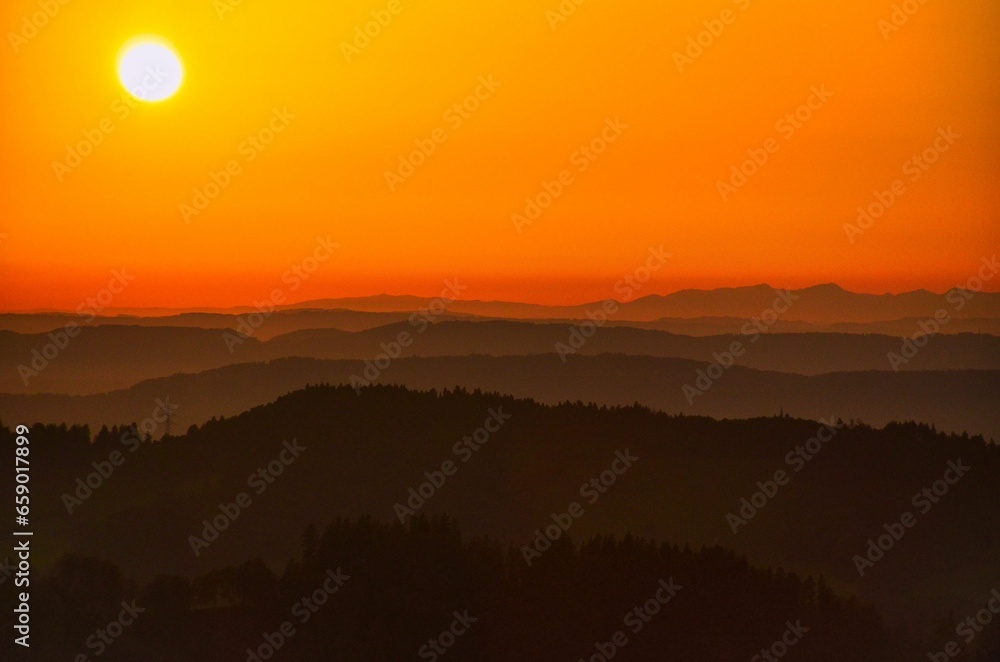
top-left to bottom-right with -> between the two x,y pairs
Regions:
1,0 -> 998,310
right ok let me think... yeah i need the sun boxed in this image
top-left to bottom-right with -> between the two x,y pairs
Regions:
117,36 -> 183,103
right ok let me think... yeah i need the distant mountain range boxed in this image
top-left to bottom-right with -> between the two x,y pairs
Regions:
5,282 -> 998,324
272,283 -> 1000,322
2,309 -> 998,339
2,320 -> 999,395
0,309 -> 471,338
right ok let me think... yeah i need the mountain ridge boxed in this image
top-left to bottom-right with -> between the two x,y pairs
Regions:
5,281 -> 998,322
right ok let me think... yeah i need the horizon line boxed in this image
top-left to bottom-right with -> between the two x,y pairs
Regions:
2,281 -> 999,315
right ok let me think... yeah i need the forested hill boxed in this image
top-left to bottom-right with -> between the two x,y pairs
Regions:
13,517 -> 936,660
4,384 -> 999,643
4,354 -> 998,439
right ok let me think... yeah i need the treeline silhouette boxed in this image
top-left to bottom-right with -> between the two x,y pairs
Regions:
4,354 -> 998,440
2,383 -> 998,654
15,516 -> 948,660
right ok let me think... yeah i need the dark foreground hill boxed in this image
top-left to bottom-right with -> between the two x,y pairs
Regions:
3,355 -> 997,439
6,518 -> 935,661
6,385 -> 998,644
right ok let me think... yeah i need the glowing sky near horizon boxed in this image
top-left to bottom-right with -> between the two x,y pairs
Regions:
0,0 -> 998,311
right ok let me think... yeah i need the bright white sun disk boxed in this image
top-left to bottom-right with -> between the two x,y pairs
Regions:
117,38 -> 183,102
